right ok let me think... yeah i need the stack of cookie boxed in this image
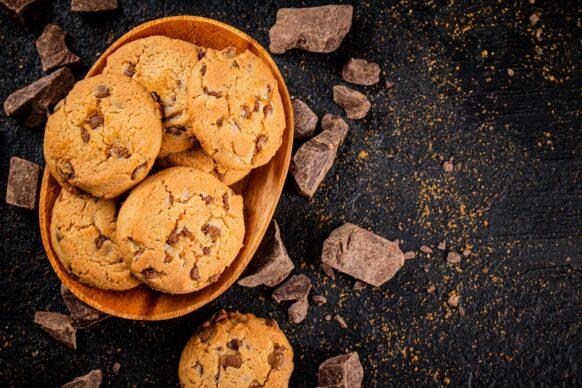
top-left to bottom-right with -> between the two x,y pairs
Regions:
44,36 -> 286,294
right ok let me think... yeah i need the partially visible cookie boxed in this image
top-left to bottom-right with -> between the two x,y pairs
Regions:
187,48 -> 286,170
50,189 -> 140,291
116,167 -> 245,294
161,140 -> 250,186
103,36 -> 200,157
44,73 -> 162,198
179,311 -> 294,388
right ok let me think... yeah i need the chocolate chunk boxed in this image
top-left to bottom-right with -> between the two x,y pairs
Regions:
34,311 -> 77,350
109,145 -> 130,159
311,295 -> 327,306
6,156 -> 41,209
333,85 -> 371,120
272,274 -> 311,303
446,251 -> 461,264
71,0 -> 117,12
318,352 -> 364,388
62,369 -> 102,388
269,5 -> 353,54
198,324 -> 213,342
255,135 -> 268,152
3,67 -> 75,127
321,114 -> 349,146
1,0 -> 44,23
123,63 -> 135,77
292,98 -> 318,139
341,58 -> 381,85
321,223 -> 406,287
94,85 -> 110,98
238,220 -> 294,288
268,344 -> 286,369
35,24 -> 80,73
333,314 -> 348,329
221,353 -> 242,369
227,338 -> 242,351
61,284 -> 109,329
288,297 -> 309,324
87,112 -> 104,129
290,119 -> 348,197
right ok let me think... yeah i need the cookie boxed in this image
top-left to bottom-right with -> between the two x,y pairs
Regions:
44,73 -> 162,199
50,189 -> 140,291
116,167 -> 245,294
103,36 -> 200,157
161,140 -> 250,186
179,311 -> 294,388
187,48 -> 286,170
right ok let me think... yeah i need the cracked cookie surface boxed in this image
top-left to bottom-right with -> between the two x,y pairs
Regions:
160,139 -> 250,186
187,48 -> 286,170
50,189 -> 140,291
116,167 -> 245,294
103,36 -> 200,157
179,311 -> 294,388
44,73 -> 162,199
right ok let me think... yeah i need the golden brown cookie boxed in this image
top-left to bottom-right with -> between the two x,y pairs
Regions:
50,189 -> 140,291
103,36 -> 200,157
44,73 -> 162,199
116,167 -> 245,294
179,311 -> 294,388
160,139 -> 250,186
187,48 -> 286,170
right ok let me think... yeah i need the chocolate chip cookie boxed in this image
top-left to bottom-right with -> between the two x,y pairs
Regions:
50,189 -> 140,291
187,48 -> 286,171
179,310 -> 294,388
44,73 -> 162,198
103,36 -> 200,157
116,167 -> 245,294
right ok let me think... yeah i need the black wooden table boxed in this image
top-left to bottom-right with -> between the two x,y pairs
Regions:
0,1 -> 580,386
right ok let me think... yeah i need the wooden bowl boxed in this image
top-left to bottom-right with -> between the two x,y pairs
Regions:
38,16 -> 293,320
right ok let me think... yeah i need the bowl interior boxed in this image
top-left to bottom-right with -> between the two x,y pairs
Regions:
38,16 -> 293,320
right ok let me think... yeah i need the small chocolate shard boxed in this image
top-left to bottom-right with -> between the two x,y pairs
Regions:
263,102 -> 273,117
318,352 -> 364,388
272,274 -> 311,303
385,80 -> 395,89
6,156 -> 41,209
268,344 -> 286,369
404,251 -> 416,260
333,85 -> 371,120
123,63 -> 135,77
87,112 -> 104,129
203,86 -> 222,98
201,224 -> 221,240
419,245 -> 433,254
311,295 -> 327,306
321,223 -> 406,287
61,369 -> 102,388
238,220 -> 294,288
341,58 -> 381,85
333,314 -> 347,329
443,160 -> 454,172
288,297 -> 309,324
112,362 -> 121,374
353,281 -> 366,291
221,354 -> 242,369
71,0 -> 117,12
446,251 -> 461,264
3,67 -> 75,127
61,284 -> 109,329
92,85 -> 110,99
198,324 -> 214,343
35,24 -> 80,73
227,338 -> 242,351
109,145 -> 130,159
437,241 -> 446,251
269,5 -> 353,54
447,291 -> 460,307
321,114 -> 349,147
200,194 -> 214,205
34,311 -> 77,350
292,98 -> 318,139
290,119 -> 348,197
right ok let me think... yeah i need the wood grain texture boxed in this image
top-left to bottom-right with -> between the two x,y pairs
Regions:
38,16 -> 294,321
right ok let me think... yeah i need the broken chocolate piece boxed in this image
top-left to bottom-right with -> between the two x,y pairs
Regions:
238,220 -> 294,288
321,223 -> 406,287
292,98 -> 318,139
34,311 -> 77,350
35,24 -> 80,73
290,120 -> 348,197
61,284 -> 109,329
288,297 -> 309,324
71,0 -> 117,12
333,314 -> 348,329
318,352 -> 364,388
321,114 -> 349,147
3,67 -> 75,127
272,274 -> 311,303
341,58 -> 381,85
6,156 -> 41,209
333,85 -> 371,120
62,369 -> 102,388
311,295 -> 327,306
221,354 -> 242,369
269,5 -> 353,54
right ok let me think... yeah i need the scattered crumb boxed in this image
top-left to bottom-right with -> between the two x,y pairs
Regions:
113,362 -> 121,374
447,291 -> 460,307
419,245 -> 433,254
353,281 -> 367,290
404,251 -> 416,260
437,241 -> 446,251
446,251 -> 461,264
333,314 -> 348,328
324,314 -> 332,321
529,13 -> 539,25
507,68 -> 515,76
442,161 -> 454,172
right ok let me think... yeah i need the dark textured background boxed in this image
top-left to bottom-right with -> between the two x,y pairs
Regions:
0,0 -> 580,386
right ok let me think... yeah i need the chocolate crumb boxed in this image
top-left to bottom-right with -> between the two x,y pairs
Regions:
404,251 -> 416,260
443,160 -> 454,172
321,263 -> 335,279
385,80 -> 395,89
447,291 -> 460,307
462,248 -> 472,257
353,280 -> 367,291
112,362 -> 121,374
333,314 -> 348,329
446,251 -> 461,264
419,245 -> 433,254
311,295 -> 327,306
437,241 -> 446,251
